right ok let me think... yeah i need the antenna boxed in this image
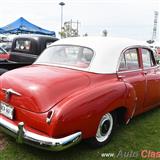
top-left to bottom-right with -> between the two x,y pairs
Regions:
152,11 -> 159,41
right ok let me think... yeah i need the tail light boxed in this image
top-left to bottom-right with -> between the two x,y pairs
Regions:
46,110 -> 55,124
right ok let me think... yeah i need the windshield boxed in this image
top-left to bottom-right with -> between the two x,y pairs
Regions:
35,45 -> 94,69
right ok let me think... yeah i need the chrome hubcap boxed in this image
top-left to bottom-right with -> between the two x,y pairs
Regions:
96,113 -> 113,142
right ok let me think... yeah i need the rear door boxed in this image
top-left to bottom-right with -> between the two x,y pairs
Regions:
117,48 -> 146,115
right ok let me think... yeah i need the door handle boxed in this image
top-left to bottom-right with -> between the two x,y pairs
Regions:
118,75 -> 125,79
143,71 -> 148,75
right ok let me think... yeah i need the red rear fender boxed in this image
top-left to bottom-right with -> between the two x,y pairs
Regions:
51,81 -> 127,138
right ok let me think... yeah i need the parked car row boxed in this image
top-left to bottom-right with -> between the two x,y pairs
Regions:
0,36 -> 159,151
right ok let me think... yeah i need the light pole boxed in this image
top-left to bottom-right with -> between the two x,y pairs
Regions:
59,2 -> 65,38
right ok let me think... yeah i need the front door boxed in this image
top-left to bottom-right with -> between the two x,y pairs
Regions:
141,48 -> 160,110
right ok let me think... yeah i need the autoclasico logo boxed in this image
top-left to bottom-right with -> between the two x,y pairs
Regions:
141,150 -> 160,159
101,150 -> 160,158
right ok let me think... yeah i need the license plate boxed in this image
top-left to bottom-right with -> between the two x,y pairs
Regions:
0,101 -> 14,119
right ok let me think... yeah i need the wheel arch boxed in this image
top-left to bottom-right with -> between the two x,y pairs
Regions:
113,106 -> 128,124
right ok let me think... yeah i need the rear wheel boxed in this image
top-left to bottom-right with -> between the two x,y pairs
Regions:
87,112 -> 116,148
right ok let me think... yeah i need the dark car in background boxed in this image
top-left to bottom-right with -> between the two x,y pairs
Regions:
10,34 -> 58,63
0,34 -> 58,75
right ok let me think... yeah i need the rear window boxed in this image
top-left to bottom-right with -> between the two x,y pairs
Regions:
14,39 -> 31,52
36,45 -> 94,69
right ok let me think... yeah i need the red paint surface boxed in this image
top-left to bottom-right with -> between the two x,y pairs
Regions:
0,47 -> 159,139
0,53 -> 10,59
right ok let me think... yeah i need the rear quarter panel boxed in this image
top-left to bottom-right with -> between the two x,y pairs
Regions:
51,75 -> 127,139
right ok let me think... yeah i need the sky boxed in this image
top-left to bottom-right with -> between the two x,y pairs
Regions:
0,0 -> 160,40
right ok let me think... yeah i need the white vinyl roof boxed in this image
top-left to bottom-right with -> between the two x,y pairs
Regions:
50,37 -> 149,74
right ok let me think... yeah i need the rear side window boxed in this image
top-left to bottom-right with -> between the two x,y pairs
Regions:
12,38 -> 38,55
15,39 -> 31,51
119,48 -> 139,71
142,48 -> 155,68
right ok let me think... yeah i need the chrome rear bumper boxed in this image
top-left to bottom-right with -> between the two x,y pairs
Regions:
0,117 -> 82,151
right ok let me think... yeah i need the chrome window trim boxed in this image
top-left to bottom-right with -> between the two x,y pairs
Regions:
141,48 -> 157,69
118,65 -> 159,74
118,68 -> 143,74
142,65 -> 159,70
116,45 -> 158,73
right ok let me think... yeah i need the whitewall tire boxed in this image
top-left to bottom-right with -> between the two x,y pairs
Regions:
87,112 -> 116,148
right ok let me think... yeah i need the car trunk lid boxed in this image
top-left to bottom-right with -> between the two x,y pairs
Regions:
0,65 -> 90,113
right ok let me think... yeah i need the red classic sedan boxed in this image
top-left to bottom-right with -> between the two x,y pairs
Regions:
0,37 -> 159,151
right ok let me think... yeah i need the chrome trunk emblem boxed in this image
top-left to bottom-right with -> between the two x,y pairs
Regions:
2,88 -> 21,102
